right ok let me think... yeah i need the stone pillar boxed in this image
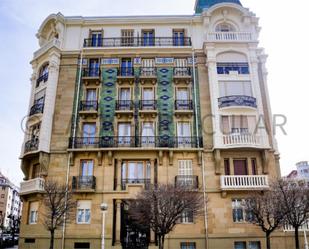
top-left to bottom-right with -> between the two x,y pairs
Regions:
116,159 -> 122,190
150,159 -> 155,185
115,200 -> 122,244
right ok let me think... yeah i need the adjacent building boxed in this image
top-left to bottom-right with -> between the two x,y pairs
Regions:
19,0 -> 296,249
0,172 -> 22,229
286,161 -> 309,180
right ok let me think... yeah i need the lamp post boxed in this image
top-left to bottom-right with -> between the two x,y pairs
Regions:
304,230 -> 309,249
100,203 -> 108,249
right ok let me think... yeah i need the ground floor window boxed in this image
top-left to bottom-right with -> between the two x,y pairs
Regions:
234,241 -> 261,249
249,241 -> 261,249
76,200 -> 91,224
234,241 -> 246,249
180,242 -> 196,249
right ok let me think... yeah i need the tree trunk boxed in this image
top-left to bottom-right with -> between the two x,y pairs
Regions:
49,230 -> 55,249
266,232 -> 271,249
294,227 -> 299,249
158,235 -> 165,249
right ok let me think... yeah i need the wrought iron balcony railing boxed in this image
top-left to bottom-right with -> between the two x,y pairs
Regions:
36,73 -> 48,87
218,95 -> 257,108
69,136 -> 203,149
140,67 -> 157,77
72,176 -> 96,191
24,138 -> 39,153
174,67 -> 192,77
82,68 -> 100,78
29,103 -> 44,116
217,62 -> 249,74
116,100 -> 134,111
83,37 -> 192,47
79,100 -> 98,111
118,67 -> 134,77
175,175 -> 199,189
139,100 -> 157,110
121,178 -> 151,190
175,100 -> 193,110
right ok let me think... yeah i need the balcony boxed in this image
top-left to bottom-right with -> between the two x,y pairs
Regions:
115,100 -> 134,118
175,176 -> 199,189
175,100 -> 193,117
36,73 -> 48,87
117,67 -> 135,84
69,136 -> 202,149
206,32 -> 255,42
173,67 -> 192,84
29,103 -> 44,116
218,95 -> 257,109
24,138 -> 39,154
222,133 -> 261,147
140,67 -> 157,84
79,100 -> 98,118
20,178 -> 45,195
72,176 -> 96,192
83,37 -> 192,48
121,178 -> 151,190
220,175 -> 269,191
139,100 -> 157,117
82,68 -> 101,85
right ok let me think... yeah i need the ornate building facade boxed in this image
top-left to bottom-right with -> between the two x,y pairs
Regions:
19,0 -> 295,248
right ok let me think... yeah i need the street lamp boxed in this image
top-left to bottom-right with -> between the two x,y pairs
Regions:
100,203 -> 108,249
304,230 -> 309,249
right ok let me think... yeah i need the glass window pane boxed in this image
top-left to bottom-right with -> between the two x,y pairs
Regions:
249,241 -> 260,249
235,242 -> 246,249
85,209 -> 91,223
77,209 -> 84,223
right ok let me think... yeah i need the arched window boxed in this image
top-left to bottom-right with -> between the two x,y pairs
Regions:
36,63 -> 49,87
215,23 -> 236,32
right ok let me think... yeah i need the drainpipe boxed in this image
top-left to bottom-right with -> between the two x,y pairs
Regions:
190,19 -> 209,249
61,51 -> 83,249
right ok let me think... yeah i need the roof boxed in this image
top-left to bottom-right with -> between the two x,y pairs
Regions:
195,0 -> 242,13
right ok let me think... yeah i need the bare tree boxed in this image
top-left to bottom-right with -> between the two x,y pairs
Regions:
276,179 -> 309,249
42,180 -> 75,249
244,186 -> 286,249
128,184 -> 205,249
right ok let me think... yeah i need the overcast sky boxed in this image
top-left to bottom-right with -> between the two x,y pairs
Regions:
0,0 -> 308,185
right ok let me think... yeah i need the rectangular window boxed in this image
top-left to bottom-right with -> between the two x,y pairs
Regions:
232,199 -> 251,223
221,115 -> 256,134
86,89 -> 97,101
251,158 -> 257,175
25,238 -> 36,243
180,242 -> 196,249
181,208 -> 194,223
141,122 -> 155,147
81,160 -> 94,176
76,200 -> 91,224
88,59 -> 100,77
234,241 -> 247,249
173,30 -> 185,46
118,88 -> 131,110
219,81 -> 252,97
90,31 -> 102,47
142,30 -> 155,46
141,58 -> 155,76
233,159 -> 248,175
121,161 -> 150,189
82,123 -> 96,145
249,241 -> 261,249
217,62 -> 249,74
176,88 -> 191,110
29,201 -> 38,224
121,58 -> 133,76
121,30 -> 134,46
177,122 -> 192,148
224,159 -> 230,175
74,242 -> 90,249
118,123 -> 132,146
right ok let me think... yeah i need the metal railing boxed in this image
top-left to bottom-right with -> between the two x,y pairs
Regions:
79,101 -> 98,111
36,73 -> 48,87
175,100 -> 193,110
218,95 -> 257,108
24,138 -> 39,153
175,175 -> 199,189
121,178 -> 151,190
140,67 -> 157,77
82,68 -> 100,78
69,136 -> 202,149
206,32 -> 254,42
29,103 -> 44,116
139,100 -> 157,110
220,175 -> 269,190
174,67 -> 192,77
83,37 -> 192,47
72,176 -> 96,191
20,178 -> 45,195
116,100 -> 134,111
118,67 -> 134,77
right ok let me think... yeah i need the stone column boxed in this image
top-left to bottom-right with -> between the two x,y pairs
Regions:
116,159 -> 122,191
150,159 -> 155,185
115,200 -> 122,244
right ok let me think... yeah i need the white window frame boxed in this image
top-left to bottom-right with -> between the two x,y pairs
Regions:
76,200 -> 91,224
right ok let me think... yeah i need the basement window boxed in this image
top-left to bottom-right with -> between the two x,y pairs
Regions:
74,242 -> 90,249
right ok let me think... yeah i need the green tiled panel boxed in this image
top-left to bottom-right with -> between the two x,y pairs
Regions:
157,68 -> 175,140
100,68 -> 118,137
